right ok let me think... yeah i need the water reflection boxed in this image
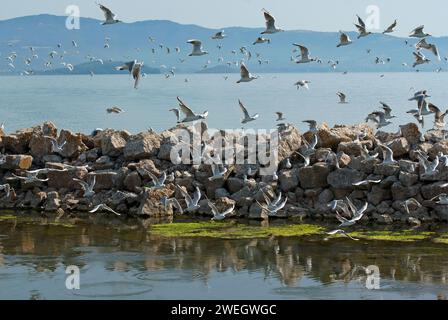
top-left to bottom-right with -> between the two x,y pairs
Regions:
0,216 -> 447,299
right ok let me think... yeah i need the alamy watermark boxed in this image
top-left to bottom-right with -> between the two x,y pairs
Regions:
364,5 -> 381,30
65,5 -> 81,30
365,265 -> 380,290
65,265 -> 80,290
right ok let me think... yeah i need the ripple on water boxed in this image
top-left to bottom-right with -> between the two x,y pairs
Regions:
72,281 -> 153,298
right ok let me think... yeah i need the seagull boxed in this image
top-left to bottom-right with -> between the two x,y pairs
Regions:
413,51 -> 430,68
294,80 -> 310,90
73,176 -> 96,198
415,39 -> 441,60
430,194 -> 448,205
337,31 -> 353,47
161,196 -> 183,214
402,198 -> 422,214
239,100 -> 259,124
12,169 -> 51,183
327,199 -> 345,211
177,97 -> 208,122
261,9 -> 283,34
115,60 -> 136,73
257,192 -> 288,217
89,204 -> 121,216
131,61 -> 143,89
97,3 -> 121,25
253,37 -> 271,45
336,198 -> 368,227
410,25 -> 430,38
144,170 -> 167,189
371,111 -> 393,129
417,152 -> 439,177
295,151 -> 311,167
236,63 -> 257,83
379,102 -> 395,120
379,144 -> 397,164
383,20 -> 398,34
275,112 -> 286,121
45,136 -> 66,154
211,30 -> 226,39
354,15 -> 372,38
0,184 -> 11,198
176,185 -> 202,212
209,162 -> 227,181
337,92 -> 348,103
352,179 -> 382,186
169,108 -> 180,122
187,40 -> 208,56
106,107 -> 124,114
302,134 -> 318,155
303,120 -> 318,133
326,229 -> 359,241
360,145 -> 379,161
208,201 -> 235,221
293,44 -> 315,63
428,103 -> 448,129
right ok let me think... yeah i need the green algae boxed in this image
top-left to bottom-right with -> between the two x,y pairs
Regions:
432,234 -> 448,245
150,221 -> 324,239
350,230 -> 435,242
0,214 -> 17,221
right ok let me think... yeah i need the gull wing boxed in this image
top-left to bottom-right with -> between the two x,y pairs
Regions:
158,171 -> 167,185
263,10 -> 276,30
356,15 -> 366,28
73,178 -> 89,190
238,100 -> 251,118
187,39 -> 202,51
192,187 -> 201,205
176,185 -> 193,206
340,32 -> 350,43
99,4 -> 116,20
177,97 -> 196,117
89,204 -> 102,213
222,204 -> 236,216
240,63 -> 250,78
207,200 -> 219,215
412,25 -> 424,34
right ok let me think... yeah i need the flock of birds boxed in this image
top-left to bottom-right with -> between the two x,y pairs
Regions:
1,4 -> 448,237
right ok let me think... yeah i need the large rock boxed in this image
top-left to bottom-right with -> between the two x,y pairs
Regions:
399,172 -> 418,187
298,163 -> 330,189
327,168 -> 365,189
1,155 -> 33,170
100,131 -> 127,157
59,130 -> 88,158
136,188 -> 174,216
374,163 -> 400,176
1,128 -> 33,154
387,138 -> 410,157
399,123 -> 422,145
278,169 -> 299,192
45,191 -> 60,211
89,171 -> 118,190
277,127 -> 302,162
29,134 -> 53,159
124,131 -> 161,160
47,166 -> 88,189
310,123 -> 374,150
123,171 -> 142,192
367,185 -> 391,205
391,182 -> 421,200
421,182 -> 448,200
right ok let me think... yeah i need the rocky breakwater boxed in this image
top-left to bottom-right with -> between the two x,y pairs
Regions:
0,121 -> 447,226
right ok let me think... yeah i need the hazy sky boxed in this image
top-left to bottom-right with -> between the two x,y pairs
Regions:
1,0 -> 447,37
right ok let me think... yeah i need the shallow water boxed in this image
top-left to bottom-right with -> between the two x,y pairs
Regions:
0,215 -> 447,300
0,72 -> 446,135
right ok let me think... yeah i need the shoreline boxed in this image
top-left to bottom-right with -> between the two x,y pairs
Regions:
0,120 -> 447,230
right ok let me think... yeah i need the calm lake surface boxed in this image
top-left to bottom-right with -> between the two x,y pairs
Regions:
0,72 -> 446,134
0,215 -> 447,300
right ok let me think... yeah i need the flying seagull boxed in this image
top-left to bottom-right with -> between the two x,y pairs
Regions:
131,61 -> 143,89
294,80 -> 310,90
275,112 -> 286,121
383,20 -> 398,34
261,9 -> 283,34
410,25 -> 430,38
239,100 -> 259,124
73,176 -> 96,198
161,196 -> 183,214
293,44 -> 315,63
187,40 -> 208,56
337,31 -> 352,47
144,170 -> 167,189
208,201 -> 235,221
326,229 -> 359,241
337,92 -> 348,103
253,37 -> 271,45
415,38 -> 441,60
97,3 -> 121,25
237,63 -> 257,83
89,203 -> 121,216
169,108 -> 180,122
354,15 -> 372,38
211,30 -> 226,40
176,185 -> 202,212
177,97 -> 208,122
412,51 -> 430,68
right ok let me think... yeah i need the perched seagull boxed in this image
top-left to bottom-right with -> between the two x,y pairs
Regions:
177,97 -> 208,122
294,80 -> 310,90
337,92 -> 348,104
89,204 -> 121,216
415,38 -> 441,60
0,184 -> 11,198
187,40 -> 208,56
208,201 -> 235,221
236,63 -> 257,83
379,144 -> 397,164
145,170 -> 167,189
293,44 -> 315,63
410,25 -> 430,38
275,112 -> 286,121
412,51 -> 430,68
73,176 -> 96,198
261,9 -> 283,34
303,120 -> 318,133
253,37 -> 271,45
239,100 -> 259,124
337,31 -> 353,47
97,3 -> 121,25
161,196 -> 183,214
45,136 -> 66,154
430,194 -> 448,205
176,185 -> 202,212
212,30 -> 226,39
326,229 -> 359,241
383,20 -> 398,34
354,15 -> 372,38
402,198 -> 422,214
106,107 -> 124,114
131,61 -> 143,89
169,108 -> 180,123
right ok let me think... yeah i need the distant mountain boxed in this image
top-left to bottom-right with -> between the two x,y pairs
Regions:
0,14 -> 446,74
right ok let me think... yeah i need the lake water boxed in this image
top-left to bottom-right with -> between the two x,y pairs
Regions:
0,215 -> 448,300
0,72 -> 446,135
